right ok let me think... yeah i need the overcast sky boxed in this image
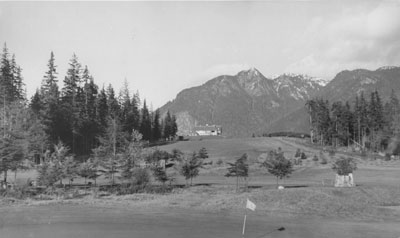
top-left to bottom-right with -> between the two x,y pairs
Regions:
0,1 -> 399,108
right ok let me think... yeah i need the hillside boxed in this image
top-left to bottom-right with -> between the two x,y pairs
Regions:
271,66 -> 400,133
161,66 -> 400,136
160,68 -> 324,137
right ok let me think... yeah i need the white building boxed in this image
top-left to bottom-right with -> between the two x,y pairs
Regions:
193,124 -> 222,136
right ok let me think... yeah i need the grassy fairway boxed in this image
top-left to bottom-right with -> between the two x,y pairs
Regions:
3,137 -> 400,238
1,204 -> 400,238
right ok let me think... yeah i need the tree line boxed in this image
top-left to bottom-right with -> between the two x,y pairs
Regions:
306,90 -> 400,152
0,43 -> 177,183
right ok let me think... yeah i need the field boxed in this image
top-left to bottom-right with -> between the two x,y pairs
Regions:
2,137 -> 400,238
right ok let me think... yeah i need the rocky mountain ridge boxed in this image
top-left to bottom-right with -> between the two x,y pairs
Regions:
160,67 -> 326,137
161,66 -> 400,137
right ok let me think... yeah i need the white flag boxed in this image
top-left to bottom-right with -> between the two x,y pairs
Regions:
246,198 -> 256,211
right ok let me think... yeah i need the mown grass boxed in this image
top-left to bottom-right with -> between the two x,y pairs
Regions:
3,137 -> 400,222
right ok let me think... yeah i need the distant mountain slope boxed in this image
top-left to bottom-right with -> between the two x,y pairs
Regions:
269,66 -> 400,133
321,66 -> 400,102
160,68 -> 324,137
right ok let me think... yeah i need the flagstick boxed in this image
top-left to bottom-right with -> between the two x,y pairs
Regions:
242,213 -> 247,237
242,202 -> 248,237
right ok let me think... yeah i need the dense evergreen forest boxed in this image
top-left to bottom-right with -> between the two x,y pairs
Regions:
0,43 -> 177,183
306,90 -> 400,153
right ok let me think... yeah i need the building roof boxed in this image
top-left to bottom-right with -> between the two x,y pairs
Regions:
194,125 -> 221,131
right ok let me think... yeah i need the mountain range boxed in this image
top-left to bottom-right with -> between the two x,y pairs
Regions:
160,66 -> 400,137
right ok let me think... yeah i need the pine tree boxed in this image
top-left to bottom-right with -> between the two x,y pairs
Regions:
152,109 -> 161,141
39,52 -> 61,146
96,87 -> 109,135
119,80 -> 140,137
41,51 -> 58,95
387,90 -> 400,135
79,66 -> 98,154
10,55 -> 25,101
106,84 -> 120,119
163,111 -> 172,140
61,54 -> 82,154
0,103 -> 29,183
0,43 -> 16,103
198,147 -> 209,159
140,100 -> 152,141
120,130 -> 143,182
171,114 -> 178,138
30,89 -> 43,115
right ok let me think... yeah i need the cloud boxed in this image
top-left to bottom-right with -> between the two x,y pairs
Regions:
285,2 -> 400,79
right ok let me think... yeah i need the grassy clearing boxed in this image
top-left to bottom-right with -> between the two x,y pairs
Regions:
3,137 -> 400,223
8,184 -> 399,221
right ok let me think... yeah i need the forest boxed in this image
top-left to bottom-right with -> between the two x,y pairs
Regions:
306,90 -> 400,153
0,43 -> 178,184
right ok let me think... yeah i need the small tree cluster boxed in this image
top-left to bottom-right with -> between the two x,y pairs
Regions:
180,152 -> 203,186
261,149 -> 294,188
332,157 -> 357,176
225,153 -> 249,192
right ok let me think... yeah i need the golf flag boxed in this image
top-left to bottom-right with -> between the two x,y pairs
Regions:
246,198 -> 256,211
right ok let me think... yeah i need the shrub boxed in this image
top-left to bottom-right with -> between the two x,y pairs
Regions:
319,151 -> 327,164
295,149 -> 301,158
1,183 -> 33,199
328,148 -> 336,156
37,161 -> 63,188
312,154 -> 319,161
332,157 -> 357,176
385,153 -> 391,161
198,147 -> 209,159
361,149 -> 367,159
300,152 -> 307,160
153,166 -> 169,186
320,157 -> 328,165
133,167 -> 151,187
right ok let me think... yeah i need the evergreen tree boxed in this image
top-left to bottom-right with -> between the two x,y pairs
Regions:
152,109 -> 162,141
61,54 -> 82,154
96,87 -> 109,136
106,84 -> 120,119
171,114 -> 178,138
386,90 -> 400,135
198,147 -> 209,159
163,111 -> 172,139
120,130 -> 143,182
41,51 -> 58,95
0,43 -> 16,103
0,103 -> 30,183
119,80 -> 140,137
39,52 -> 61,146
79,66 -> 99,154
11,55 -> 25,101
140,100 -> 152,141
30,89 -> 43,115
130,92 -> 141,131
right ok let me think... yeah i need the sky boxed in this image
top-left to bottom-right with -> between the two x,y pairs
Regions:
0,1 -> 400,108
